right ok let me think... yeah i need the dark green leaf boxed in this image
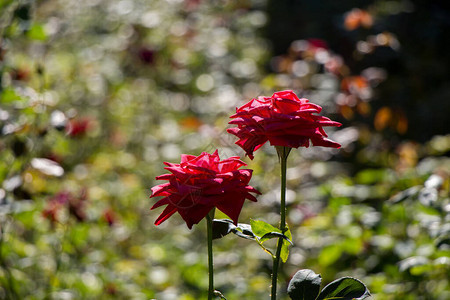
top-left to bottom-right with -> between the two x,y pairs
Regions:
14,4 -> 31,21
260,231 -> 293,245
316,277 -> 370,300
436,236 -> 450,249
11,138 -> 27,157
287,269 -> 322,300
212,219 -> 236,240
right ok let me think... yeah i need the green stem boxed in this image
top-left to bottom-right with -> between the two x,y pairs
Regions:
271,146 -> 289,300
206,209 -> 215,300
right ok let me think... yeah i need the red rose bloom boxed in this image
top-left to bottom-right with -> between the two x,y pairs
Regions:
150,150 -> 260,229
227,90 -> 342,159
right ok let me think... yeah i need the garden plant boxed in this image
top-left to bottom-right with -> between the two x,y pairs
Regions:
0,0 -> 449,299
150,90 -> 371,299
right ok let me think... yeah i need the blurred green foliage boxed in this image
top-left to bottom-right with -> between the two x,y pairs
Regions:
0,0 -> 449,299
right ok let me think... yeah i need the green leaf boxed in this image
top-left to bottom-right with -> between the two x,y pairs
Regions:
355,168 -> 389,185
280,227 -> 292,263
250,219 -> 293,261
436,236 -> 450,249
215,220 -> 275,256
27,23 -> 48,41
316,277 -> 370,300
251,219 -> 281,237
0,87 -> 21,103
260,231 -> 293,245
14,3 -> 31,21
287,269 -> 322,300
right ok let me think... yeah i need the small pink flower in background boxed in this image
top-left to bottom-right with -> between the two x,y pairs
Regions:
184,0 -> 202,11
42,191 -> 71,223
11,67 -> 30,81
42,200 -> 62,224
66,118 -> 91,137
227,90 -> 342,159
44,152 -> 64,164
42,189 -> 88,223
103,208 -> 117,227
68,188 -> 88,222
150,150 -> 260,229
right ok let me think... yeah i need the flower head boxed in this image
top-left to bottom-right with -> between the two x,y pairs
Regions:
66,118 -> 91,137
227,90 -> 342,159
150,150 -> 260,229
42,189 -> 88,224
103,208 -> 117,227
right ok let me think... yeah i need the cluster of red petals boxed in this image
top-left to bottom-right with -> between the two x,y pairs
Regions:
66,118 -> 91,137
103,208 -> 117,227
42,189 -> 88,224
227,90 -> 342,159
150,150 -> 260,229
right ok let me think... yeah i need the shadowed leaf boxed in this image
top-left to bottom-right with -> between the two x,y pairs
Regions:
212,219 -> 256,240
287,269 -> 322,300
316,277 -> 370,300
212,219 -> 236,239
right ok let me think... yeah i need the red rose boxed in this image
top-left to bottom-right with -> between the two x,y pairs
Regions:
227,90 -> 342,159
150,150 -> 260,229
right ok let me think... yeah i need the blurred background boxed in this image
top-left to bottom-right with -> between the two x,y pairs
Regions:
0,0 -> 449,299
